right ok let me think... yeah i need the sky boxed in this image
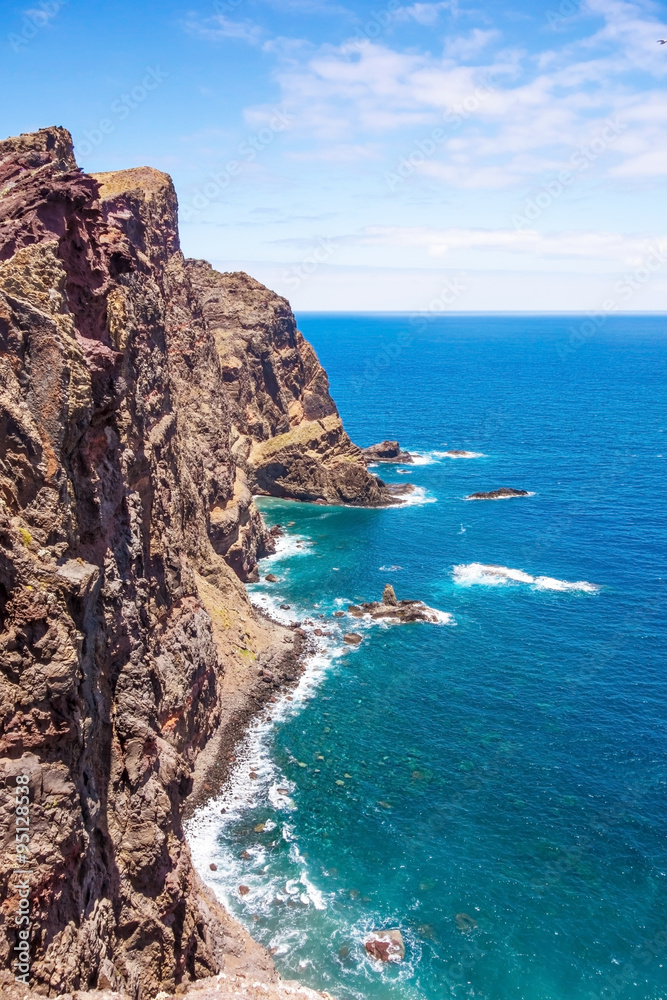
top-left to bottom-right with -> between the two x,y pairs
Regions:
2,0 -> 667,310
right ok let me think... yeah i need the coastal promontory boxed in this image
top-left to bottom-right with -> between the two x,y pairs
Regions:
0,125 -> 381,998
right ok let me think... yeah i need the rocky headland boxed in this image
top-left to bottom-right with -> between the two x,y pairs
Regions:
0,125 -> 394,999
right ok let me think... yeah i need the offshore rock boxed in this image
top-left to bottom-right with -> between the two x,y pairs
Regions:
348,587 -> 442,624
362,440 -> 413,463
364,929 -> 405,963
466,487 -> 529,500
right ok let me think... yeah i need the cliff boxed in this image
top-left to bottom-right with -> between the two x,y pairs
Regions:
0,126 -> 367,999
186,263 -> 399,506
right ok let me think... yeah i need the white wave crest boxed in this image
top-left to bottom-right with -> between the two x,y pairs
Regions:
410,449 -> 484,464
452,563 -> 599,592
393,485 -> 436,506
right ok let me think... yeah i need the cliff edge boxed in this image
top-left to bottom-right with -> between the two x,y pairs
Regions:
0,127 -> 361,999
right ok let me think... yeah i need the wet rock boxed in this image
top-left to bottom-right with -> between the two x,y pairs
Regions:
209,863 -> 218,871
364,929 -> 406,962
344,633 -> 363,644
280,603 -> 291,610
362,441 -> 413,464
265,573 -> 278,582
466,487 -> 529,500
239,885 -> 250,896
240,850 -> 252,860
348,587 -> 442,624
333,611 -> 345,617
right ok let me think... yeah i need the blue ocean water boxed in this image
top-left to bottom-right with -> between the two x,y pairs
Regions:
188,315 -> 667,1000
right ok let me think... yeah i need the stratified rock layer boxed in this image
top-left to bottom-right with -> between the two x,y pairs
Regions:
187,263 -> 403,506
0,127 -> 357,999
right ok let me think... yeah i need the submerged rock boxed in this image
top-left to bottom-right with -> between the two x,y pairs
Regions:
362,440 -> 413,463
365,929 -> 406,962
466,487 -> 529,500
455,912 -> 478,933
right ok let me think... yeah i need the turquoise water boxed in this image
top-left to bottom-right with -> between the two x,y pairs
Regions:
189,315 -> 667,1000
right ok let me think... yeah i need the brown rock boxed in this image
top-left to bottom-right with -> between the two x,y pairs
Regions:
209,863 -> 218,871
466,487 -> 529,500
266,573 -> 278,582
344,633 -> 363,644
187,265 -> 404,507
362,441 -> 413,463
239,885 -> 250,896
382,583 -> 398,606
364,929 -> 406,962
0,126 -> 330,1000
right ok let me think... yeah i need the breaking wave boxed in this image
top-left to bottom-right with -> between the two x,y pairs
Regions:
452,563 -> 599,592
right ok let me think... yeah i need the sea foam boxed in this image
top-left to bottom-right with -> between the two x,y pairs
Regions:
410,449 -> 484,464
452,563 -> 599,592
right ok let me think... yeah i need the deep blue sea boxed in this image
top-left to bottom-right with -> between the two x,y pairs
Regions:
189,315 -> 667,1000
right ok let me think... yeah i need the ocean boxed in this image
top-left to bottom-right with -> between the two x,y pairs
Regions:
188,314 -> 667,1000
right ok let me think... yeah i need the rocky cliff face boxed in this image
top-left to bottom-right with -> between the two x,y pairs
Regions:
0,126 -> 372,999
187,263 -> 400,506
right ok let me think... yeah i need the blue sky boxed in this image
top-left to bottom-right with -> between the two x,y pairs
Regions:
3,0 -> 667,309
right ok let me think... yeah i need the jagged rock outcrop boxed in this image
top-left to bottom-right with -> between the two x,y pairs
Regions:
186,263 -> 406,506
362,440 -> 412,464
347,586 -> 443,624
0,127 -> 325,1000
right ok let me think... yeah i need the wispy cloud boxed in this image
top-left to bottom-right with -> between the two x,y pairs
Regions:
346,225 -> 667,263
247,0 -> 667,188
393,1 -> 458,25
184,12 -> 263,45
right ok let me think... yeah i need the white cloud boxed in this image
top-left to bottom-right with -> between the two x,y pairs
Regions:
444,28 -> 501,61
393,2 -> 458,26
347,225 -> 667,263
251,0 -> 667,189
184,13 -> 263,45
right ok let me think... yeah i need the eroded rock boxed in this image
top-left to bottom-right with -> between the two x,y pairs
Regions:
362,441 -> 413,464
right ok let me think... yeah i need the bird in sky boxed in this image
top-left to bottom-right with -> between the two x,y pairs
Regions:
658,39 -> 667,44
